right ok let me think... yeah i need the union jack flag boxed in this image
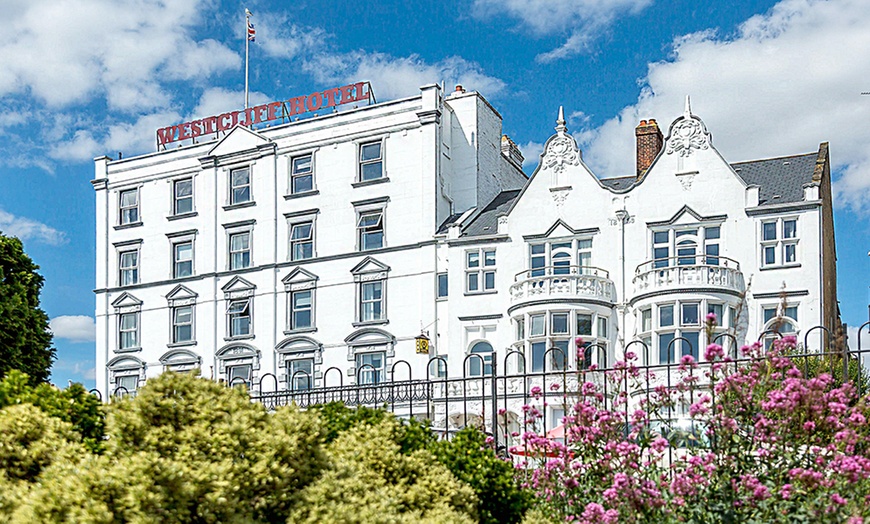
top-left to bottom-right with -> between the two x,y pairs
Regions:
247,20 -> 256,42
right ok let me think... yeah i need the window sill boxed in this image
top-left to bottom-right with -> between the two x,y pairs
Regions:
167,211 -> 198,221
224,335 -> 255,342
284,327 -> 317,336
115,347 -> 142,354
114,221 -> 143,230
223,201 -> 256,211
167,341 -> 197,348
464,290 -> 498,296
436,297 -> 448,301
284,190 -> 320,200
352,320 -> 389,328
760,263 -> 801,271
352,177 -> 390,188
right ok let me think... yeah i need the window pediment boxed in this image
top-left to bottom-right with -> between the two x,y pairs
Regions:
107,355 -> 144,370
166,284 -> 198,306
647,205 -> 726,227
221,275 -> 256,299
523,220 -> 599,241
111,292 -> 142,311
282,267 -> 319,291
351,256 -> 390,282
159,349 -> 201,368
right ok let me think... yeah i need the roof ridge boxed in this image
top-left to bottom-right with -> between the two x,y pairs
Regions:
730,151 -> 818,165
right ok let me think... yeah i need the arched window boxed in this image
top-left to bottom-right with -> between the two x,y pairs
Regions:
276,336 -> 323,391
107,356 -> 145,397
468,341 -> 493,376
216,343 -> 260,389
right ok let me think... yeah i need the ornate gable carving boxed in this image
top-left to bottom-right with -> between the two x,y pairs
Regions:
221,276 -> 255,299
111,292 -> 142,313
350,256 -> 390,282
541,107 -> 581,174
166,284 -> 198,306
665,97 -> 711,158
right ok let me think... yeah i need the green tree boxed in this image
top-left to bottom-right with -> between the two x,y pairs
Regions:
0,370 -> 104,452
0,234 -> 55,384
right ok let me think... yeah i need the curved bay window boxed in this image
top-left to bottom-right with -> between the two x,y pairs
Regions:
637,299 -> 733,365
511,309 -> 610,373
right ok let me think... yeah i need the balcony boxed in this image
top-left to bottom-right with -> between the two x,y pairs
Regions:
509,265 -> 616,308
632,256 -> 745,301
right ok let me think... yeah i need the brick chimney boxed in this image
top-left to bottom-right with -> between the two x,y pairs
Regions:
501,135 -> 524,171
635,119 -> 663,179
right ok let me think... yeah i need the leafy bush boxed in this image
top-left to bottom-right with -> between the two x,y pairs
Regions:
311,401 -> 436,453
0,370 -> 104,452
432,427 -> 531,524
288,417 -> 477,523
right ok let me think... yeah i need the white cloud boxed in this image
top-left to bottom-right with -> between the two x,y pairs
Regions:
0,0 -> 238,112
574,0 -> 870,214
473,0 -> 652,62
519,141 -> 544,167
306,52 -> 505,101
0,209 -> 65,245
50,315 -> 96,343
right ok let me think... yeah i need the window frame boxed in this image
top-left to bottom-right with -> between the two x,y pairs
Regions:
119,188 -> 140,225
356,350 -> 386,385
288,288 -> 314,332
650,224 -> 723,269
172,240 -> 194,279
171,304 -> 194,345
118,311 -> 140,352
172,178 -> 194,216
465,248 -> 497,294
357,210 -> 385,251
287,357 -> 315,391
226,298 -> 252,339
639,300 -> 732,365
358,280 -> 386,324
119,248 -> 139,286
527,238 -> 595,276
290,153 -> 315,195
289,220 -> 315,261
512,310 -> 609,373
358,140 -> 384,182
436,272 -> 448,299
228,230 -> 252,270
760,217 -> 800,268
229,166 -> 252,205
227,363 -> 253,387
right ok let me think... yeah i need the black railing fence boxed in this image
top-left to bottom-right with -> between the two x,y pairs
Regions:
96,323 -> 870,452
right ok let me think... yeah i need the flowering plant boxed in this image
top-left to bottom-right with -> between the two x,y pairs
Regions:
512,326 -> 870,523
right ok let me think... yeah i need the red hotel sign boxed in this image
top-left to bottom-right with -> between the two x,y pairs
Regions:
156,82 -> 372,148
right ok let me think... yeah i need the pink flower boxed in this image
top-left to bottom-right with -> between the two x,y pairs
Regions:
498,408 -> 507,416
705,312 -> 718,325
704,344 -> 724,361
575,336 -> 585,347
530,386 -> 543,399
831,493 -> 847,505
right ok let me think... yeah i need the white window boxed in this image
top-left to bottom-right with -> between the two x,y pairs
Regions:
173,241 -> 193,278
115,374 -> 139,395
119,312 -> 139,350
528,239 -> 594,277
515,311 -> 607,373
468,341 -> 493,376
288,358 -> 314,391
172,305 -> 193,344
466,249 -> 496,293
119,250 -> 139,286
359,141 -> 383,181
230,166 -> 251,204
357,211 -> 384,251
762,305 -> 798,349
119,189 -> 139,225
227,299 -> 251,338
359,281 -> 385,323
761,218 -> 798,267
227,363 -> 252,387
173,178 -> 193,215
290,154 -> 314,194
356,351 -> 385,385
229,232 -> 251,270
290,221 -> 314,261
289,289 -> 313,331
651,225 -> 722,269
436,273 -> 448,299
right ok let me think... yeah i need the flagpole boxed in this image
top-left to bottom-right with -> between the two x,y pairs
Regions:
244,9 -> 250,109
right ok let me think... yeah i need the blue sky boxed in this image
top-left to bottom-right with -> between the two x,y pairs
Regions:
1,0 -> 868,388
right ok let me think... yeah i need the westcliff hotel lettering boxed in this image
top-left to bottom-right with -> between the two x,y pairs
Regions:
156,82 -> 373,147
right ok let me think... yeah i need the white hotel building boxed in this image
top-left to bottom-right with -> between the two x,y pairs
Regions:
93,84 -> 840,399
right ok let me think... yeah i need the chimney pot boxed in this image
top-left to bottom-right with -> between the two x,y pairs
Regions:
455,84 -> 465,93
635,118 -> 663,180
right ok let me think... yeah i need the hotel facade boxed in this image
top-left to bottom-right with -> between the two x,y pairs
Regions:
93,83 -> 839,401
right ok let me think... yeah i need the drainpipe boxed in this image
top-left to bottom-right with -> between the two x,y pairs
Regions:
615,208 -> 629,357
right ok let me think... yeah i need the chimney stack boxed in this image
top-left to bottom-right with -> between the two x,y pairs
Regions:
635,119 -> 663,179
501,135 -> 524,171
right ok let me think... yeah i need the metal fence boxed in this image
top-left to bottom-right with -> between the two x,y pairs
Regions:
98,322 -> 870,452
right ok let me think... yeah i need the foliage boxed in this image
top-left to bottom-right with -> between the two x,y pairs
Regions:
0,234 -> 55,384
0,370 -> 104,452
311,401 -> 435,453
288,417 -> 478,524
431,427 -> 531,524
513,334 -> 870,523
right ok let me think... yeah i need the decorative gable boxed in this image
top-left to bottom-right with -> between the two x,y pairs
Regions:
165,284 -> 198,306
664,98 -> 712,158
221,276 -> 256,299
206,126 -> 272,158
647,205 -> 727,227
350,256 -> 390,282
111,292 -> 142,313
523,219 -> 599,241
282,267 -> 318,292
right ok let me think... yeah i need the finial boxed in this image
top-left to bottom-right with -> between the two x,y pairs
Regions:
555,106 -> 567,133
684,95 -> 692,118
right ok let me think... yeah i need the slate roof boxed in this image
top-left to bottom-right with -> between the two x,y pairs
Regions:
599,176 -> 636,191
459,189 -> 521,237
731,152 -> 818,205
